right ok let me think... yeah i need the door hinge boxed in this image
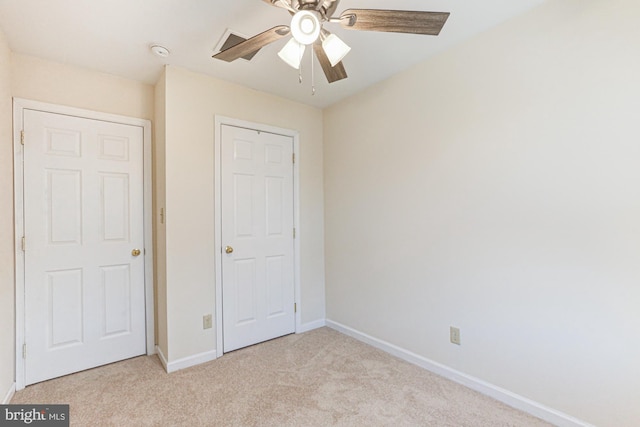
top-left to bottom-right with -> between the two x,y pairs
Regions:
20,130 -> 25,145
21,236 -> 25,252
292,153 -> 295,164
293,228 -> 296,239
22,343 -> 27,359
294,303 -> 297,313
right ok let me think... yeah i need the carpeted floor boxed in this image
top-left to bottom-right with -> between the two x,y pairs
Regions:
12,327 -> 553,426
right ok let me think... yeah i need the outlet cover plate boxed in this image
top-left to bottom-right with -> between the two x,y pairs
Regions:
450,326 -> 461,345
203,314 -> 213,329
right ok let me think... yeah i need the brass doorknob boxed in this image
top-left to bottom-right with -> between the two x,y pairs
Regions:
132,249 -> 141,257
225,246 -> 234,254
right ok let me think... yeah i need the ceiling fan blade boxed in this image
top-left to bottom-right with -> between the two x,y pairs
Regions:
339,9 -> 449,35
313,42 -> 347,84
213,26 -> 290,62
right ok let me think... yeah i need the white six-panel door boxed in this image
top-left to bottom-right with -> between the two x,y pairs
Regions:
23,109 -> 146,385
221,125 -> 295,352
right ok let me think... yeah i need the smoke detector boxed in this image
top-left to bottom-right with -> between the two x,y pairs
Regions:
151,45 -> 170,58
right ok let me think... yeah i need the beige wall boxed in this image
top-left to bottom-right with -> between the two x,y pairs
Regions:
153,70 -> 168,356
0,26 -> 15,402
11,54 -> 153,120
160,65 -> 325,361
323,0 -> 640,426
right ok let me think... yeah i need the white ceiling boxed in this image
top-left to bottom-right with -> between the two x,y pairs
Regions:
0,0 -> 545,108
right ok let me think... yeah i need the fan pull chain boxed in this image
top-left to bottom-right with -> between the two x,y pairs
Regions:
311,47 -> 316,96
298,43 -> 303,84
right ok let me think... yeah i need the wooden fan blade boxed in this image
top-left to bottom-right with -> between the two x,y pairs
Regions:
340,9 -> 449,35
213,26 -> 290,62
313,42 -> 347,84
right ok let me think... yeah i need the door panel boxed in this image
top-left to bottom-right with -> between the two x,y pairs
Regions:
100,173 -> 130,241
101,264 -> 132,336
265,255 -> 286,317
221,125 -> 294,352
23,109 -> 146,385
47,269 -> 83,348
46,169 -> 82,244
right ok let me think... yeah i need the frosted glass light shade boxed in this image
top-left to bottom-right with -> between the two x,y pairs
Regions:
291,11 -> 321,45
322,34 -> 351,67
278,38 -> 305,69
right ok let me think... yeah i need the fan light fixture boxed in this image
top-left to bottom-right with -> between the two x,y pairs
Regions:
279,10 -> 351,70
213,1 -> 450,90
291,11 -> 321,45
278,38 -> 305,69
322,33 -> 351,67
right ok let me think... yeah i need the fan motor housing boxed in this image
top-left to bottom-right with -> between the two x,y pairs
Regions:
296,0 -> 340,17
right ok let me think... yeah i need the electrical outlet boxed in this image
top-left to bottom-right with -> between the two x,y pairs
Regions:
203,314 -> 213,330
450,326 -> 461,345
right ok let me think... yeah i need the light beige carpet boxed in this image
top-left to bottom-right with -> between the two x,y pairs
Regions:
12,327 -> 553,426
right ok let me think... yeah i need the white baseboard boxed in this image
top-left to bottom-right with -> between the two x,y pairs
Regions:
155,346 -> 217,374
297,318 -> 326,334
326,319 -> 593,427
2,382 -> 16,404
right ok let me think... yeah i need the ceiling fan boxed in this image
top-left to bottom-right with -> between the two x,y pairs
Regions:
213,0 -> 450,86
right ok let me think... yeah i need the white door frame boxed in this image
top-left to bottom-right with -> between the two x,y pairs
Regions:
214,116 -> 301,356
13,98 -> 155,390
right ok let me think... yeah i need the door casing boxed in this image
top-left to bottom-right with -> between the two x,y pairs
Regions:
13,98 -> 155,390
214,116 -> 301,356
